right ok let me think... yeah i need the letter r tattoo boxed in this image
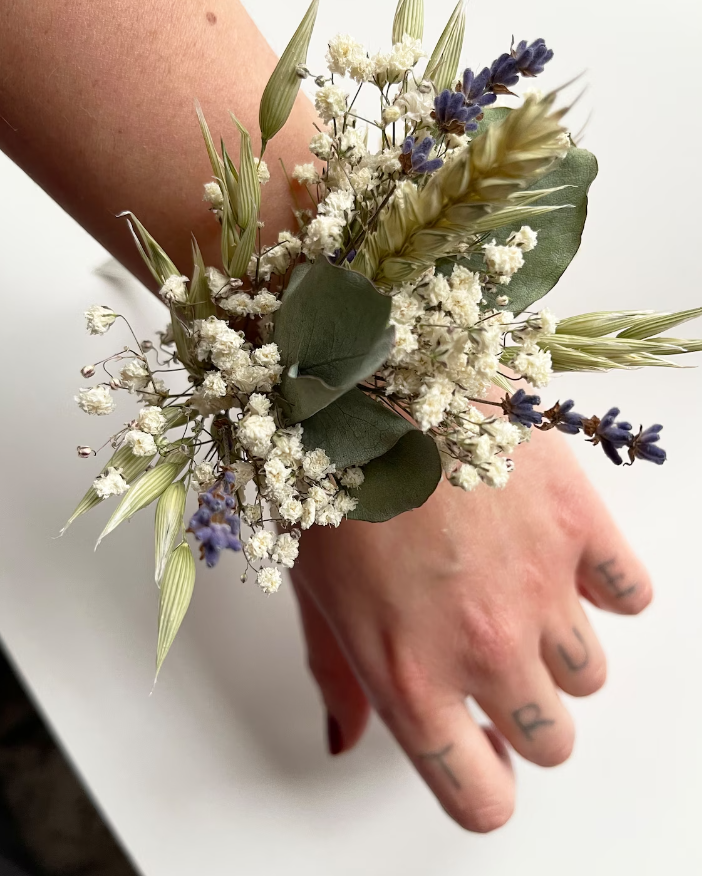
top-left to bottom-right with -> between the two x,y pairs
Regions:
512,704 -> 555,740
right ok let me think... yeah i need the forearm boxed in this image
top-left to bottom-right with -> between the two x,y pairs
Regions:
0,0 -> 316,289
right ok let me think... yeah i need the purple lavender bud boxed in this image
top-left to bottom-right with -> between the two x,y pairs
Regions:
489,53 -> 520,89
513,38 -> 554,77
629,425 -> 667,465
203,543 -> 220,568
502,388 -> 543,428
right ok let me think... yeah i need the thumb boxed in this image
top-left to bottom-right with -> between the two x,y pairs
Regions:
291,578 -> 371,756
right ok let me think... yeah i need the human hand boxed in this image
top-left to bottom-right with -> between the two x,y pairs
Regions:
290,427 -> 652,833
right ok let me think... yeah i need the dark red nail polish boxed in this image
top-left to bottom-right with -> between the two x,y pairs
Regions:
326,711 -> 343,756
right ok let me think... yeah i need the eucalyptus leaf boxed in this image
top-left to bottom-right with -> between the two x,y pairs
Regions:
494,147 -> 598,315
274,260 -> 394,423
154,482 -> 187,584
156,542 -> 196,681
348,430 -> 442,523
300,387 -> 418,470
440,114 -> 597,314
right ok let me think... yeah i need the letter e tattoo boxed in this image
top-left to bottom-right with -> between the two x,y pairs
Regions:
596,559 -> 637,599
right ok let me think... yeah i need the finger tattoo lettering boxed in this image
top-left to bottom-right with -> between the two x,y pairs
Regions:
512,704 -> 555,741
557,627 -> 589,672
596,558 -> 637,599
418,744 -> 462,790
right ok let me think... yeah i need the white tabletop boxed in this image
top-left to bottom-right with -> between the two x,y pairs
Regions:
1,1 -> 700,873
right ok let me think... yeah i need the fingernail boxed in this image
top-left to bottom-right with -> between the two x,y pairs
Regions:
326,711 -> 343,756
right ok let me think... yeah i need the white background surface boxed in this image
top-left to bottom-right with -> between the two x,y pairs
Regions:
1,0 -> 701,873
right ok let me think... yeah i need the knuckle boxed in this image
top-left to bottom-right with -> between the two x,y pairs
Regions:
459,608 -> 519,679
368,634 -> 433,721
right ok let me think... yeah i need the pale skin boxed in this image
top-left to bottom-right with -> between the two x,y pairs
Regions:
0,0 -> 653,833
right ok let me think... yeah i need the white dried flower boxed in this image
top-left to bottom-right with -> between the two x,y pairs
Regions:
302,449 -> 335,481
508,226 -> 538,252
257,567 -> 283,594
201,371 -> 228,399
483,242 -> 525,281
252,344 -> 280,368
159,274 -> 189,305
205,266 -> 232,299
254,157 -> 270,185
333,491 -> 358,515
93,466 -> 129,499
340,467 -> 365,489
318,189 -> 355,219
382,105 -> 402,125
238,414 -> 277,458
300,498 -> 316,529
251,291 -> 281,316
309,131 -> 334,160
84,305 -> 117,335
479,457 -> 511,489
245,530 -> 277,561
449,463 -> 481,492
192,462 -> 216,491
302,215 -> 345,259
75,385 -> 116,416
293,163 -> 321,185
271,533 -> 299,569
264,456 -> 292,492
314,84 -> 347,123
326,34 -> 364,75
279,496 -> 303,524
137,406 -> 167,435
511,348 -> 553,388
119,359 -> 150,393
203,181 -> 223,208
125,429 -> 157,456
246,393 -> 271,416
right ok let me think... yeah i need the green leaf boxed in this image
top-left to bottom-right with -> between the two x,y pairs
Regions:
466,108 -> 599,315
154,482 -> 187,584
393,0 -> 424,42
156,542 -> 196,681
116,211 -> 179,287
617,307 -> 702,340
61,445 -> 156,535
259,0 -> 319,149
194,100 -> 224,184
299,387 -> 442,522
348,430 -> 442,523
188,236 -> 217,320
230,112 -> 260,228
273,260 -> 394,423
425,1 -> 465,93
300,387 -> 418,469
496,147 -> 598,314
228,218 -> 257,279
96,462 -> 184,547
